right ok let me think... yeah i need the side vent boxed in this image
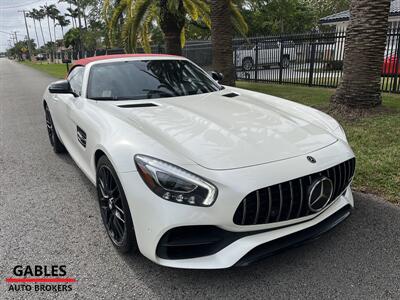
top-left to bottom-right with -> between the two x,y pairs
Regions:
77,126 -> 87,148
222,92 -> 240,98
118,103 -> 158,108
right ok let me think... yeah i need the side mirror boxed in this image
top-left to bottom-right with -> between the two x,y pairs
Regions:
48,80 -> 77,96
211,71 -> 224,82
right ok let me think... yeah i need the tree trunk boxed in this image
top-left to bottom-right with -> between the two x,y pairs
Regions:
69,3 -> 75,28
39,20 -> 46,46
53,19 -> 57,42
331,0 -> 391,108
211,0 -> 235,86
83,9 -> 87,28
47,16 -> 53,42
33,19 -> 40,48
159,0 -> 185,55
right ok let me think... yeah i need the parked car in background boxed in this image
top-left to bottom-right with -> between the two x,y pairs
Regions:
36,53 -> 47,61
382,54 -> 400,76
235,40 -> 297,71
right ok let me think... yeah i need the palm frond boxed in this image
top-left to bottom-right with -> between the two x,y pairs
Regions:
102,0 -> 111,21
141,22 -> 151,53
182,0 -> 199,21
167,0 -> 181,15
180,25 -> 186,48
122,0 -> 154,52
108,0 -> 129,46
229,1 -> 248,37
188,0 -> 211,27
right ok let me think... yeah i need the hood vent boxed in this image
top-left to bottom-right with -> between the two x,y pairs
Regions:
118,103 -> 158,108
222,92 -> 240,98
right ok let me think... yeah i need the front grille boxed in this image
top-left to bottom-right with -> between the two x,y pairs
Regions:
233,158 -> 355,225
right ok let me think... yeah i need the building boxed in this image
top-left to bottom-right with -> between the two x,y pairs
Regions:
319,0 -> 400,32
320,0 -> 400,60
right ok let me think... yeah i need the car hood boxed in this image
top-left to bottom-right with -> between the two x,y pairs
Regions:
98,88 -> 338,170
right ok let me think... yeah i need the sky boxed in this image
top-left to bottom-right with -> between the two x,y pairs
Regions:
0,0 -> 73,52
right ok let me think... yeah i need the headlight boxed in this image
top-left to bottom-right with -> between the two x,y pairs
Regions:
333,125 -> 348,142
134,155 -> 218,207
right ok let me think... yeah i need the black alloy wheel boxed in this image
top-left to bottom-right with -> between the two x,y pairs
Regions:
96,156 -> 137,253
281,56 -> 290,69
44,105 -> 66,153
242,57 -> 254,71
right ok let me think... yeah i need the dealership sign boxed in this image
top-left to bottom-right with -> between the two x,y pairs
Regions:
5,265 -> 76,293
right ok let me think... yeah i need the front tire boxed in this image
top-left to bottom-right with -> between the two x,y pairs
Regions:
44,105 -> 66,153
96,155 -> 138,253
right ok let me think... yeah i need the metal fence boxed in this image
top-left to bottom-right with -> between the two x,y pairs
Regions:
51,27 -> 400,93
233,28 -> 400,93
181,28 -> 400,93
233,31 -> 345,88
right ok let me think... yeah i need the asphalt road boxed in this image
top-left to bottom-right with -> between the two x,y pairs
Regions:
0,58 -> 399,300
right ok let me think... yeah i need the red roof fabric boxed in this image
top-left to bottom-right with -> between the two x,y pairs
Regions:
73,54 -> 179,67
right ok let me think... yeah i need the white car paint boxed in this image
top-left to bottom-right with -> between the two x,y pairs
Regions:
43,55 -> 355,269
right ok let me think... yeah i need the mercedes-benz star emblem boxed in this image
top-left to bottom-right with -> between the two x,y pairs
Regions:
308,177 -> 333,212
307,156 -> 317,163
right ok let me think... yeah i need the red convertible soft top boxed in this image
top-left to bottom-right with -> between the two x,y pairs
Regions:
73,53 -> 179,67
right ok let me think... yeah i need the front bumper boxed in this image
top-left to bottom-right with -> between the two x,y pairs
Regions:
118,141 -> 354,269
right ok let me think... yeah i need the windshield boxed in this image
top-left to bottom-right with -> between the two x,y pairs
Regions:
87,59 -> 222,100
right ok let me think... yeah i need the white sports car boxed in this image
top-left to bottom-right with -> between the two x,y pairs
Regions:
43,54 -> 355,269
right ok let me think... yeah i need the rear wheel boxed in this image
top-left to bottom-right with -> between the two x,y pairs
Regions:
96,155 -> 138,253
44,105 -> 66,153
281,56 -> 290,69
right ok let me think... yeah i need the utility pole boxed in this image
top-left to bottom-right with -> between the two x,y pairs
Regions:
13,31 -> 19,43
19,10 -> 33,61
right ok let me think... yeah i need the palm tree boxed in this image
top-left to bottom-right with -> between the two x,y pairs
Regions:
36,8 -> 47,46
57,16 -> 71,39
104,0 -> 246,55
211,0 -> 246,86
331,0 -> 391,109
49,6 -> 61,42
61,0 -> 84,28
41,4 -> 54,42
27,10 -> 40,48
65,6 -> 77,28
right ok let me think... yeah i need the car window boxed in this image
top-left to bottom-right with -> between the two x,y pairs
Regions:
87,60 -> 222,101
68,66 -> 84,95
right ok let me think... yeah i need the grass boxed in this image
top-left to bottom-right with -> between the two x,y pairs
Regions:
21,61 -> 68,78
20,61 -> 399,204
237,81 -> 400,204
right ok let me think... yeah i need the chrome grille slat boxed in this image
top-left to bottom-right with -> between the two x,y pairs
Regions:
342,162 -> 347,192
287,181 -> 294,220
265,187 -> 272,223
332,167 -> 337,196
296,178 -> 304,218
233,158 -> 356,226
348,159 -> 353,180
276,184 -> 283,222
337,164 -> 343,195
241,199 -> 247,225
254,191 -> 260,224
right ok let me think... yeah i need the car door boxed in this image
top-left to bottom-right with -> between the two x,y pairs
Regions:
259,41 -> 280,65
64,67 -> 95,176
50,66 -> 83,149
